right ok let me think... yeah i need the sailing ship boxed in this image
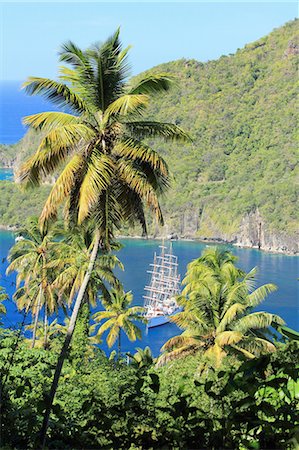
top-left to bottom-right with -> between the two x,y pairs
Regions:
143,242 -> 181,328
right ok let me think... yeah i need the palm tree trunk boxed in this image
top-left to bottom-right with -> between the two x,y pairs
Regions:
43,306 -> 48,349
118,331 -> 121,360
31,286 -> 42,348
39,229 -> 100,448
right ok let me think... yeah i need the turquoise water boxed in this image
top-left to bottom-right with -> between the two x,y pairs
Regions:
0,231 -> 298,356
0,168 -> 14,181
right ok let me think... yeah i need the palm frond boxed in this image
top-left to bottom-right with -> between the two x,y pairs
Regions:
234,311 -> 285,332
39,154 -> 86,225
118,160 -> 163,225
22,77 -> 87,113
156,344 -> 199,368
161,333 -> 201,352
18,125 -> 93,187
22,111 -> 79,131
78,153 -> 114,224
129,73 -> 174,96
114,138 -> 169,176
106,323 -> 120,347
215,331 -> 243,347
217,303 -> 246,333
247,283 -> 277,308
105,94 -> 149,118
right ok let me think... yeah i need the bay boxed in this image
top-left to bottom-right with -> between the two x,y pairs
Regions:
0,231 -> 298,356
0,168 -> 14,181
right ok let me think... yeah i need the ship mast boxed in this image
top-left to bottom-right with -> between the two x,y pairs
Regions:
143,240 -> 181,318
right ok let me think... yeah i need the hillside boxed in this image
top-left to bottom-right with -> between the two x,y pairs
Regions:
0,20 -> 298,253
136,19 -> 299,253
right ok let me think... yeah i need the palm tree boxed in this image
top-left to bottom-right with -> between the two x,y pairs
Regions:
93,289 -> 146,358
6,217 -> 60,348
18,30 -> 190,443
128,346 -> 154,369
25,319 -> 58,349
157,248 -> 285,368
49,226 -> 122,356
49,226 -> 123,309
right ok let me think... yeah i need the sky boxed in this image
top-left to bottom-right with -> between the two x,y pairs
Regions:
0,1 -> 297,81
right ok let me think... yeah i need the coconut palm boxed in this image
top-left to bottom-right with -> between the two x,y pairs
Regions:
49,226 -> 123,353
25,319 -> 58,349
49,226 -> 123,309
93,289 -> 146,358
6,217 -> 61,348
128,346 -> 154,369
18,31 -> 190,442
157,248 -> 285,368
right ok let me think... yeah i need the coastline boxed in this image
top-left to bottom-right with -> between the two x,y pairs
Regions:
0,224 -> 297,256
116,234 -> 298,256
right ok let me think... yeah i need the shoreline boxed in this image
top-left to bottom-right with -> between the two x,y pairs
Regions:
0,225 -> 297,257
116,234 -> 298,256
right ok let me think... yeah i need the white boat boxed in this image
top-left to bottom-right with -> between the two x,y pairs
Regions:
143,242 -> 181,329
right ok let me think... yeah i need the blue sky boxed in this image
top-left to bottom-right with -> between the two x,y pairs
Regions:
0,1 -> 297,81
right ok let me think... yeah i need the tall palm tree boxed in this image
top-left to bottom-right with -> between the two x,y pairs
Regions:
157,248 -> 285,368
18,30 -> 190,443
93,289 -> 146,358
6,217 -> 60,348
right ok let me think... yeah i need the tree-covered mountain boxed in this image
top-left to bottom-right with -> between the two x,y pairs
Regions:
140,19 -> 298,253
0,20 -> 298,253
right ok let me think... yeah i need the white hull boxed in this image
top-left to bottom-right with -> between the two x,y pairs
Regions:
147,307 -> 182,328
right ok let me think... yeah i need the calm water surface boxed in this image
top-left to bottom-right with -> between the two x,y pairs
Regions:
0,231 -> 298,356
0,168 -> 14,181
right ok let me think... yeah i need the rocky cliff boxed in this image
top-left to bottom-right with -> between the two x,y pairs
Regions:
150,208 -> 298,255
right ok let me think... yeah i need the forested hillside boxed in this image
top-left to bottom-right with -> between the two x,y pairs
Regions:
140,19 -> 298,253
0,20 -> 298,253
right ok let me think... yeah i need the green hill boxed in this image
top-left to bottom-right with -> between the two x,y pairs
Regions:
136,19 -> 299,253
0,20 -> 298,253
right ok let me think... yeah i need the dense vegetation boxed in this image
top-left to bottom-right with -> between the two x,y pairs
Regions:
0,180 -> 50,228
142,20 -> 298,242
1,328 -> 298,449
0,20 -> 298,250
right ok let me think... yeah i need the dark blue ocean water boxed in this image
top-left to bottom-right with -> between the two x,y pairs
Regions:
0,81 -> 59,144
0,230 -> 298,357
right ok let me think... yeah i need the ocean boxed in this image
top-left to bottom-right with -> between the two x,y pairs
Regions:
0,81 -> 59,145
0,229 -> 298,356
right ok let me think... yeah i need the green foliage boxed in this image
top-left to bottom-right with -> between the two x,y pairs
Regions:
135,20 -> 298,239
0,329 -> 298,449
158,248 -> 284,367
0,286 -> 7,319
0,181 -> 50,228
94,289 -> 146,357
